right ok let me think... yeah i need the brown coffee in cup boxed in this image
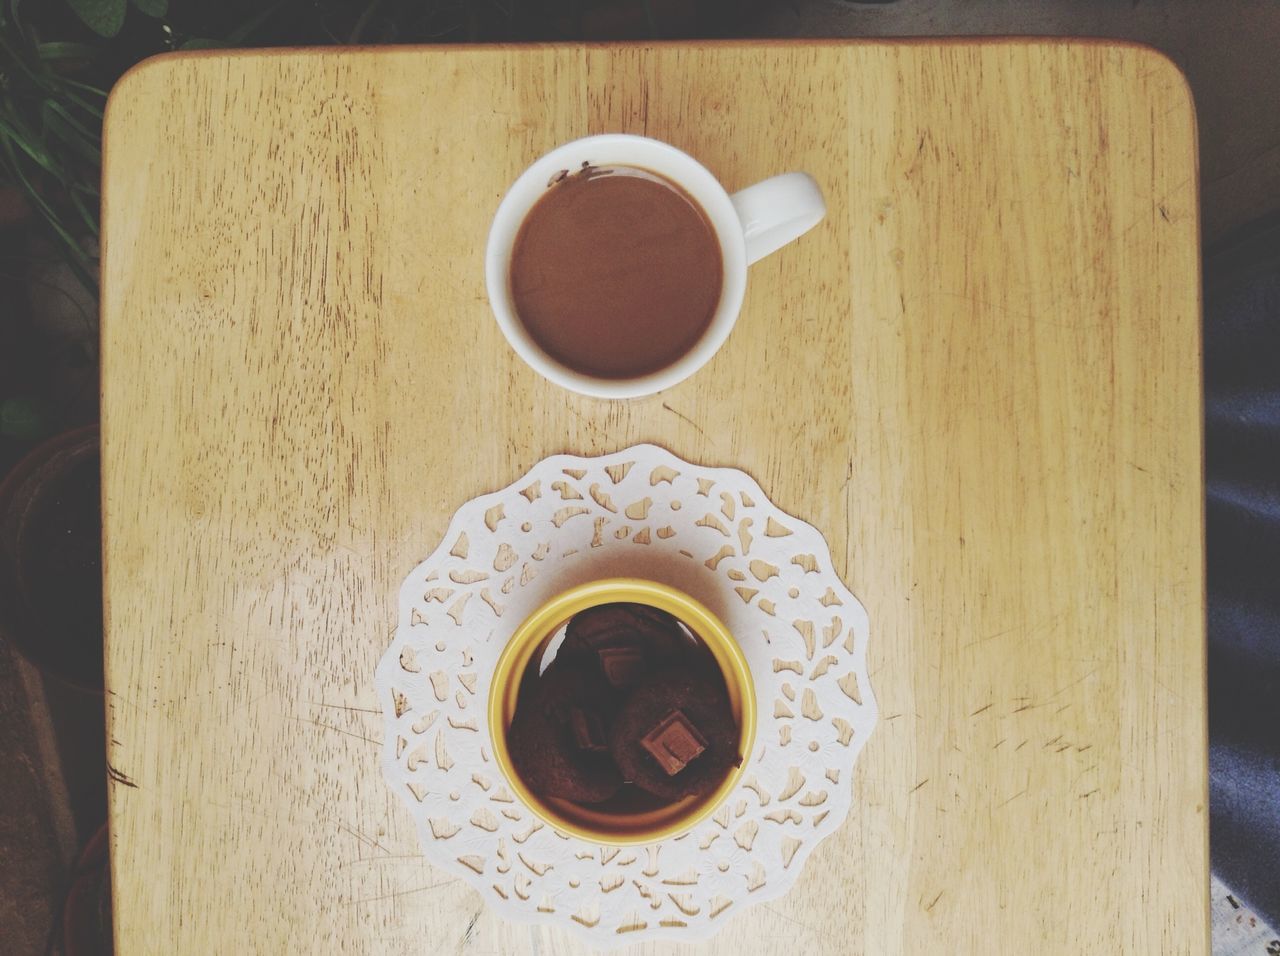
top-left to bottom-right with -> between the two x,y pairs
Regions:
509,165 -> 723,381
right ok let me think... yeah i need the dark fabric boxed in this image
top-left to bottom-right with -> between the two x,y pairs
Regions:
1206,213 -> 1280,927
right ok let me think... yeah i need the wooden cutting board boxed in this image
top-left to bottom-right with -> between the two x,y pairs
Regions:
100,41 -> 1205,954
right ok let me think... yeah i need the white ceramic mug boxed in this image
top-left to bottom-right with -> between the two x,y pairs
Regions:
485,134 -> 826,399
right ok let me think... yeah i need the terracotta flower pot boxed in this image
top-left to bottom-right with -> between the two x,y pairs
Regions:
0,424 -> 102,689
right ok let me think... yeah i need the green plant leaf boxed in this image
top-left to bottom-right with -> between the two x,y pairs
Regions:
131,0 -> 167,17
43,98 -> 102,140
60,88 -> 108,120
175,0 -> 284,49
0,116 -> 63,178
43,100 -> 102,150
66,0 -> 127,38
60,78 -> 110,104
0,398 -> 50,441
66,186 -> 100,237
0,138 -> 99,296
227,0 -> 287,43
42,114 -> 101,167
0,31 -> 41,84
36,41 -> 102,62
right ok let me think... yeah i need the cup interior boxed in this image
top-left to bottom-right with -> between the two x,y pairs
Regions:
485,135 -> 748,399
488,579 -> 756,846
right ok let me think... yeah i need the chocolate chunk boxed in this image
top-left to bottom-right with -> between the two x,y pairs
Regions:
639,709 -> 707,775
561,603 -> 686,664
567,604 -> 639,646
570,707 -> 609,753
597,645 -> 645,688
610,669 -> 739,802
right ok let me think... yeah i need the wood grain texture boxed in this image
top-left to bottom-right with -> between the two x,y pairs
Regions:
100,41 -> 1205,954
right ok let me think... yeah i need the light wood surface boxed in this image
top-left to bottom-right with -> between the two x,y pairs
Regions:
100,41 -> 1205,954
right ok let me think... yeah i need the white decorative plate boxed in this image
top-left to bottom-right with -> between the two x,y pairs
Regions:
376,444 -> 876,946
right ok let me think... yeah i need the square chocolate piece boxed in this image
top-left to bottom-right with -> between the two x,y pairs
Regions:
640,709 -> 708,776
597,646 -> 645,688
569,706 -> 609,753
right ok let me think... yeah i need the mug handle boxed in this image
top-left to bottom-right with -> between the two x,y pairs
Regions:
730,172 -> 827,266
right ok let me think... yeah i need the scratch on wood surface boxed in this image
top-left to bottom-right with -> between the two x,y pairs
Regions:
760,903 -> 839,942
1047,667 -> 1101,701
334,820 -> 392,855
308,701 -> 381,714
335,853 -> 427,868
288,715 -> 380,745
963,625 -> 1017,649
106,688 -> 143,714
343,880 -> 454,906
461,903 -> 483,946
997,788 -> 1028,808
107,764 -> 138,789
1070,763 -> 1100,788
661,402 -> 711,443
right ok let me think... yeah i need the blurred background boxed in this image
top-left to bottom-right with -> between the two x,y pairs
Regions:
1,1 -> 1277,953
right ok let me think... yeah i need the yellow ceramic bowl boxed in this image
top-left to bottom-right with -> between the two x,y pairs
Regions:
488,578 -> 756,846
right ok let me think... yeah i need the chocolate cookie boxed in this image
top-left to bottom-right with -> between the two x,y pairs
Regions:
609,669 -> 740,802
507,659 -> 621,804
559,602 -> 690,689
526,656 -> 616,726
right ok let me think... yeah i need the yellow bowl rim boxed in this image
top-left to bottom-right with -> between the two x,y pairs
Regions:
487,578 -> 756,846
